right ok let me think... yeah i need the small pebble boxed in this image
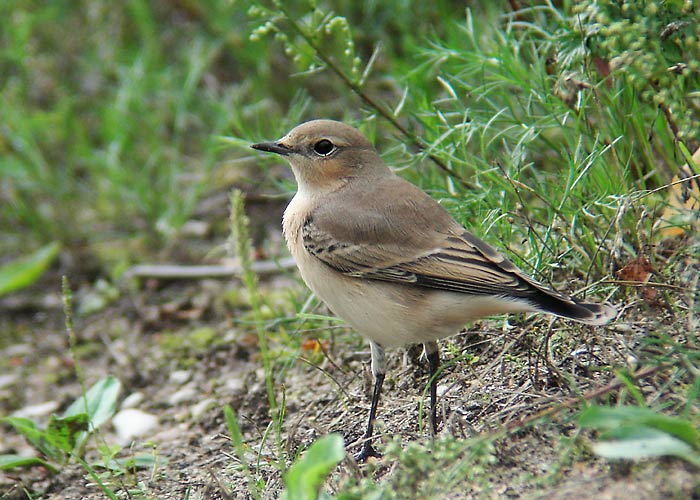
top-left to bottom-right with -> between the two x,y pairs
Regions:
169,370 -> 192,385
168,384 -> 198,405
0,373 -> 18,389
121,392 -> 145,409
13,401 -> 60,419
112,408 -> 158,445
190,398 -> 216,420
225,377 -> 245,393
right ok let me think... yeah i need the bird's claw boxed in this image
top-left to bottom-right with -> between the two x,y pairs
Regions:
354,442 -> 382,463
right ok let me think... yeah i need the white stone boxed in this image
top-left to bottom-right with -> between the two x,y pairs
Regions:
225,377 -> 245,393
168,384 -> 198,405
120,392 -> 145,409
112,408 -> 158,445
169,370 -> 192,385
190,398 -> 216,420
12,400 -> 60,419
0,373 -> 18,389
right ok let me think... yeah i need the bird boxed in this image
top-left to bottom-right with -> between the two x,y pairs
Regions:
250,119 -> 616,462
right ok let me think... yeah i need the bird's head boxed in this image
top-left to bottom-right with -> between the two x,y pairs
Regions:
251,120 -> 390,194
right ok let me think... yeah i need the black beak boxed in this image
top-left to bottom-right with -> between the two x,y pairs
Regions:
250,141 -> 292,156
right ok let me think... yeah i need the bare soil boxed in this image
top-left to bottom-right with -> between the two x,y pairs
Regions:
1,220 -> 699,499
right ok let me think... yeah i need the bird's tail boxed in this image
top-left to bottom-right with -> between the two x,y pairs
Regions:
529,289 -> 617,326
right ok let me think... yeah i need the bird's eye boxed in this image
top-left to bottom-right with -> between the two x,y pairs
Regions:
312,139 -> 336,156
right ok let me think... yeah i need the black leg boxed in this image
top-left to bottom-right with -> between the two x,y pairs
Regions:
355,341 -> 386,462
355,371 -> 385,462
424,341 -> 440,435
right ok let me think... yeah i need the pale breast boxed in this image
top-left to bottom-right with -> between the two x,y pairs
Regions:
284,196 -> 464,345
282,194 -> 312,260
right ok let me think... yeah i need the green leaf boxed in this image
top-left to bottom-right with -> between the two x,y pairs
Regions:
103,453 -> 168,472
224,404 -> 245,456
580,405 -> 700,465
1,416 -> 64,462
296,313 -> 344,323
63,375 -> 122,429
579,405 -> 700,447
1,416 -> 40,442
592,426 -> 700,466
0,242 -> 61,296
282,434 -> 345,500
0,454 -> 59,473
45,413 -> 90,454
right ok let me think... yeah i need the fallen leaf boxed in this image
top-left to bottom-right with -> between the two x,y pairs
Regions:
616,256 -> 654,283
616,256 -> 659,304
301,339 -> 329,354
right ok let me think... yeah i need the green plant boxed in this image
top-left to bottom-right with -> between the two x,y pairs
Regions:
0,278 -> 163,498
0,242 -> 60,296
0,375 -> 121,472
580,405 -> 700,465
0,0 -> 287,269
228,189 -> 287,474
575,0 -> 700,141
281,433 -> 345,500
225,404 -> 263,500
1,278 -> 124,477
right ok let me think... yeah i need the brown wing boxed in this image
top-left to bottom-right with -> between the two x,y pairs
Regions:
301,175 -> 615,325
301,175 -> 556,300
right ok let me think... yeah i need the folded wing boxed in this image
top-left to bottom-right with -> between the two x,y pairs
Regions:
301,176 -> 615,325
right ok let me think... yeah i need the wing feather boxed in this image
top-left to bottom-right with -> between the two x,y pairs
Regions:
296,174 -> 613,325
302,215 -> 549,300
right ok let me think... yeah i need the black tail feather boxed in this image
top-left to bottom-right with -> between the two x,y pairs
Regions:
530,290 -> 616,325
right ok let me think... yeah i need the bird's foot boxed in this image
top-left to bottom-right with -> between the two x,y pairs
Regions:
354,442 -> 382,463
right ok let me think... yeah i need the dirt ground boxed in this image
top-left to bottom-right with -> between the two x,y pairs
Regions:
1,207 -> 699,499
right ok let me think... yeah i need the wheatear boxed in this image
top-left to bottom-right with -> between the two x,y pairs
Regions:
251,119 -> 616,461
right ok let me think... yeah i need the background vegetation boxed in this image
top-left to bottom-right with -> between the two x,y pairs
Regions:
1,0 -> 699,498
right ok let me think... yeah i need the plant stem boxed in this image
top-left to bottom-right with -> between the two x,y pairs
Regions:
229,189 -> 286,473
274,1 -> 471,188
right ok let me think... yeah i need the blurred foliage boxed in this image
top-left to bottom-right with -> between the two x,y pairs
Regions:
0,242 -> 60,296
0,0 -> 268,262
576,0 -> 700,141
0,0 -> 696,282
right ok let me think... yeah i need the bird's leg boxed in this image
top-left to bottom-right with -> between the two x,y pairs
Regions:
355,341 -> 386,462
423,341 -> 440,435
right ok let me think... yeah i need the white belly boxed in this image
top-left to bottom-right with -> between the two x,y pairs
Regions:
295,246 -> 536,347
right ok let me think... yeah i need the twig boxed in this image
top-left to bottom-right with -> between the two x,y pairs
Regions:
123,257 -> 297,280
658,102 -> 681,142
605,280 -> 696,293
